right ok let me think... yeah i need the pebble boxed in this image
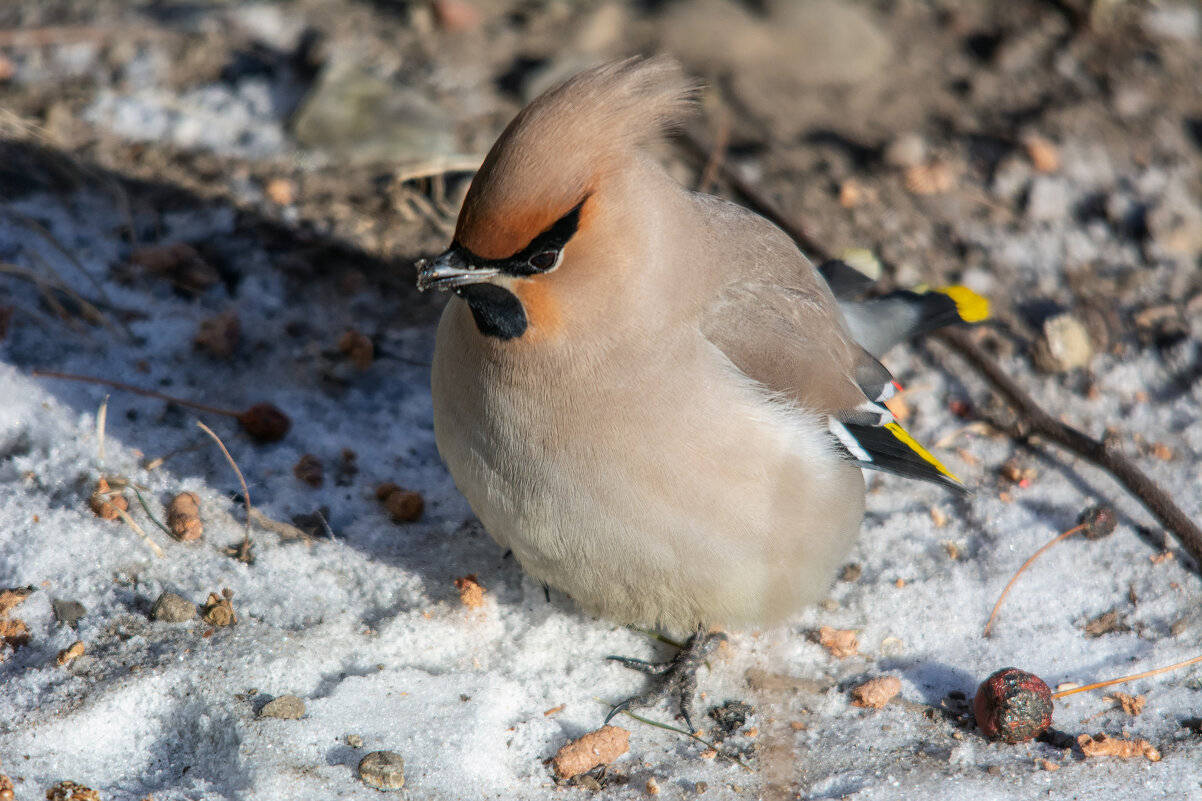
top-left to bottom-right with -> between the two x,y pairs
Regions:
884,133 -> 927,168
52,598 -> 86,629
150,592 -> 197,623
260,694 -> 306,719
358,750 -> 406,791
1032,313 -> 1093,372
1143,3 -> 1201,42
1026,176 -> 1070,222
347,733 -> 364,748
1147,184 -> 1202,257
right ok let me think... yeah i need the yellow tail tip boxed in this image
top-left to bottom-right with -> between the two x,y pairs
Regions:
884,422 -> 963,485
936,285 -> 990,323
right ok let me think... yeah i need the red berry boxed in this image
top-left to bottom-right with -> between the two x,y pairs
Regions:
973,667 -> 1053,743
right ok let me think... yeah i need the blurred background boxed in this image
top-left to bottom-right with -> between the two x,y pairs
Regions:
2,0 -> 1199,325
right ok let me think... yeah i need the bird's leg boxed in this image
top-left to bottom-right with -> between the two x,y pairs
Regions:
605,624 -> 726,731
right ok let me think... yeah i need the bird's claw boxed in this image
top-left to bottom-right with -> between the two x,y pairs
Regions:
605,625 -> 726,730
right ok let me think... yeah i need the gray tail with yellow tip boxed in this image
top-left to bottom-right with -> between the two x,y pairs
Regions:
818,259 -> 990,360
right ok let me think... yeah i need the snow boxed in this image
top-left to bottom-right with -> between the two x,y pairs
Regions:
2,183 -> 1201,800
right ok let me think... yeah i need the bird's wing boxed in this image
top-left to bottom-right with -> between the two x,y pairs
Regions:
698,215 -> 965,494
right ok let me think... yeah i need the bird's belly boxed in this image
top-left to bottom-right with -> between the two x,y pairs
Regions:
431,305 -> 865,633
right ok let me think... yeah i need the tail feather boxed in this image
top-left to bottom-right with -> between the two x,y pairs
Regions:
838,420 -> 968,495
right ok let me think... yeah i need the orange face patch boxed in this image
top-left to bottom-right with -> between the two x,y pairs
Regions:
510,277 -> 564,340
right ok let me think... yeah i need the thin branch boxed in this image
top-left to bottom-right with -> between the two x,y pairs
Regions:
196,420 -> 253,557
982,523 -> 1086,637
32,369 -> 242,418
935,327 -> 1202,568
112,505 -> 165,559
1052,653 -> 1202,699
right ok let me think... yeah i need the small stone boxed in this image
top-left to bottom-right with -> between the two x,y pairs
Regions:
1143,4 -> 1201,42
1026,176 -> 1070,222
840,563 -> 862,582
1147,185 -> 1202,257
851,675 -> 902,709
339,330 -> 375,370
129,242 -> 220,295
56,640 -> 86,666
195,311 -> 240,359
376,483 -> 424,523
432,0 -> 481,32
166,492 -> 204,541
1031,313 -> 1093,372
818,626 -> 859,658
884,132 -> 927,168
347,733 -> 364,748
293,453 -> 324,488
260,694 -> 306,719
552,725 -> 630,779
358,750 -> 405,791
45,781 -> 100,801
645,776 -> 660,795
904,160 -> 956,195
454,574 -> 486,609
52,598 -> 86,629
1022,134 -> 1060,173
151,592 -> 197,623
264,177 -> 296,205
973,667 -> 1053,743
1082,607 -> 1127,638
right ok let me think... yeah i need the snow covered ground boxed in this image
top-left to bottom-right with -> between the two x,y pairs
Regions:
1,170 -> 1199,800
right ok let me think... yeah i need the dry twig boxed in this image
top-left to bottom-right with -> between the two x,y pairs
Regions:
32,370 -> 290,441
196,420 -> 254,562
936,328 -> 1202,569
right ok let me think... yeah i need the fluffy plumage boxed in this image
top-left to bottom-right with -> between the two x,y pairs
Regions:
421,57 -> 980,635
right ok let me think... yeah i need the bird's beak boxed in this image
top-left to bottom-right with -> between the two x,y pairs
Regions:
414,248 -> 500,292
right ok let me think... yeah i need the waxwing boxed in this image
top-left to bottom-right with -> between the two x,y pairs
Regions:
416,57 -> 987,726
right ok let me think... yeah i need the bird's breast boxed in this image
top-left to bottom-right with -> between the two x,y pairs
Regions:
429,297 -> 865,631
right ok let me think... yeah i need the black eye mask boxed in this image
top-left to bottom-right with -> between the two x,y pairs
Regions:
452,199 -> 585,278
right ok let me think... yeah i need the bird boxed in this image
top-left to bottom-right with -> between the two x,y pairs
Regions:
416,57 -> 986,727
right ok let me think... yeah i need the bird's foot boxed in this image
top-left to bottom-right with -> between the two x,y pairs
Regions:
605,625 -> 726,731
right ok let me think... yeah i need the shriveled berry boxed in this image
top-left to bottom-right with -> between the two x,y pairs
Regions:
238,403 -> 291,442
973,667 -> 1053,743
1078,504 -> 1116,540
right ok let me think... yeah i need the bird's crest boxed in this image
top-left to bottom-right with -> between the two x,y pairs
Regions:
455,57 -> 698,260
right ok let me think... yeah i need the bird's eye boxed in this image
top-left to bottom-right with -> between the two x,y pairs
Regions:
528,250 -> 559,271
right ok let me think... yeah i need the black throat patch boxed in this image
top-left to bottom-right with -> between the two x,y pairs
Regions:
456,283 -> 527,340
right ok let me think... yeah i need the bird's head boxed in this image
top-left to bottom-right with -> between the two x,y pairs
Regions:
416,57 -> 696,342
